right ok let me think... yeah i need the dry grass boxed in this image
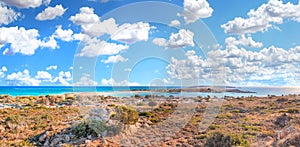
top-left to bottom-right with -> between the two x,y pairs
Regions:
0,107 -> 80,146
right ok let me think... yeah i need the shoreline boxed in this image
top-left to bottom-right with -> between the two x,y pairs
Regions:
1,86 -> 300,97
0,90 -> 300,110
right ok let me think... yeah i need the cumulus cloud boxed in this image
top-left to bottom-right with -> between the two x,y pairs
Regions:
111,22 -> 151,44
52,71 -> 72,86
0,3 -> 20,25
76,38 -> 128,57
1,0 -> 47,8
6,69 -> 72,86
101,78 -> 140,86
74,73 -> 98,86
153,29 -> 194,48
69,7 -> 99,25
181,0 -> 213,24
52,25 -> 74,41
70,8 -> 152,44
46,65 -> 57,70
169,19 -> 181,27
35,4 -> 67,21
225,35 -> 263,48
43,0 -> 51,5
101,55 -> 128,64
0,66 -> 7,78
35,71 -> 52,81
0,26 -> 58,55
167,50 -> 205,79
124,68 -> 131,72
167,44 -> 300,86
6,69 -> 40,86
221,0 -> 300,35
83,18 -> 118,37
70,8 -> 118,37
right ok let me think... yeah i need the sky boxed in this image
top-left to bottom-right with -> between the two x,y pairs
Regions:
0,0 -> 300,86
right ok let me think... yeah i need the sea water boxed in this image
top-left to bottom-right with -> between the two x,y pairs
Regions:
0,86 -> 299,97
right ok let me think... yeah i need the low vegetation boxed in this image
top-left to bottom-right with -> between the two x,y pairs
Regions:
0,94 -> 299,146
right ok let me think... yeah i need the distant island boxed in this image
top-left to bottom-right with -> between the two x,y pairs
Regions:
132,86 -> 256,93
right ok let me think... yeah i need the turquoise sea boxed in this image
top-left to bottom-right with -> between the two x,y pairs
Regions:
0,86 -> 300,97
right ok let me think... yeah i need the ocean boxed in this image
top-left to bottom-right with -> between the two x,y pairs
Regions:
0,86 -> 300,97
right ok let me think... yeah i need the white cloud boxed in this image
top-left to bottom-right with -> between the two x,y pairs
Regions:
82,18 -> 118,37
169,19 -> 181,27
40,36 -> 58,49
221,0 -> 300,35
0,3 -> 20,25
52,71 -> 72,86
124,68 -> 131,72
35,71 -> 52,81
225,35 -> 263,48
53,25 -> 74,41
101,78 -> 140,86
153,29 -> 194,48
35,4 -> 67,21
6,69 -> 40,86
111,22 -> 151,44
2,0 -> 44,8
167,50 -> 205,79
1,66 -> 7,72
6,69 -> 73,86
74,73 -> 98,86
101,55 -> 128,64
162,78 -> 175,85
69,7 -> 99,25
70,9 -> 152,44
0,66 -> 7,78
76,38 -> 129,57
43,0 -> 51,5
166,44 -> 300,86
0,26 -> 58,55
70,8 -> 119,38
181,0 -> 213,24
46,65 -> 57,70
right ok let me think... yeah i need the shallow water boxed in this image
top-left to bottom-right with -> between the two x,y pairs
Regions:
0,86 -> 299,97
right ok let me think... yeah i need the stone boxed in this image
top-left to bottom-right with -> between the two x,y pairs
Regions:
44,138 -> 50,146
0,125 -> 5,133
64,135 -> 71,142
50,137 -> 63,146
39,131 -> 49,142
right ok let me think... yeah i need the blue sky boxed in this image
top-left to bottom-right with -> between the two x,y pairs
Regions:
0,0 -> 300,86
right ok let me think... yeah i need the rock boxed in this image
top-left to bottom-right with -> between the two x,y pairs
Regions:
0,125 -> 5,133
44,138 -> 50,146
64,135 -> 71,142
145,123 -> 151,128
85,139 -> 92,145
50,137 -> 63,146
274,113 -> 291,128
39,131 -> 50,142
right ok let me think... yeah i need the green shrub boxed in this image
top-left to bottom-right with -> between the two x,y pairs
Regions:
114,105 -> 139,125
204,132 -> 249,147
230,110 -> 240,113
139,111 -> 153,117
208,124 -> 223,130
71,120 -> 106,138
5,114 -> 22,124
195,134 -> 207,140
204,132 -> 231,147
242,124 -> 259,131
